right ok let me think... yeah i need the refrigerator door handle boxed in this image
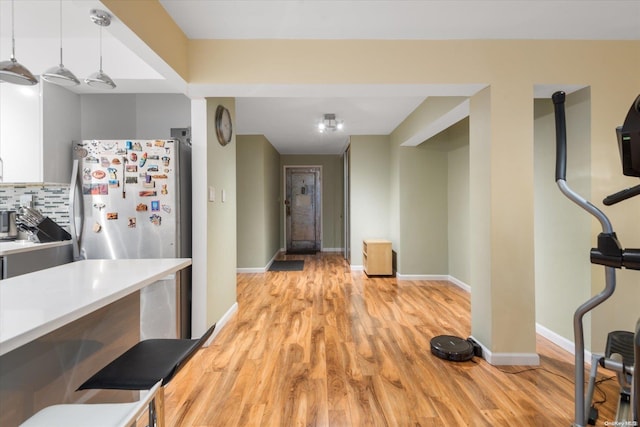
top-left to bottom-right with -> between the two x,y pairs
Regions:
69,159 -> 85,260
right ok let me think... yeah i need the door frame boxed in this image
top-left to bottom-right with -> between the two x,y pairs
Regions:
283,165 -> 323,253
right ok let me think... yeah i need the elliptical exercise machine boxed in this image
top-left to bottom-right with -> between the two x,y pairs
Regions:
552,91 -> 640,427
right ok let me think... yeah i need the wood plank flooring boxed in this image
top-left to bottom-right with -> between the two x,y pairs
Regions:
163,253 -> 620,426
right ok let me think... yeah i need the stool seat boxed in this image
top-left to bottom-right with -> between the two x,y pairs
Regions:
20,380 -> 161,427
77,325 -> 215,427
79,324 -> 215,391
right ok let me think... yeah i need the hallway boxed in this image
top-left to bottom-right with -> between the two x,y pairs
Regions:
163,253 -> 617,426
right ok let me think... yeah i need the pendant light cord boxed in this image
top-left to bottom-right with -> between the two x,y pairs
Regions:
59,0 -> 63,65
99,25 -> 103,72
10,0 -> 16,60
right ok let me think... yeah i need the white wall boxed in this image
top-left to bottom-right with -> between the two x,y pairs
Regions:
0,83 -> 42,182
80,94 -> 190,139
42,82 -> 81,183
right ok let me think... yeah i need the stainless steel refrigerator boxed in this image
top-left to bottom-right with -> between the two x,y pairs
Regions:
70,134 -> 192,339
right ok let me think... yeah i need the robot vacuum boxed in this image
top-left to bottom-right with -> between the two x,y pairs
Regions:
430,335 -> 476,362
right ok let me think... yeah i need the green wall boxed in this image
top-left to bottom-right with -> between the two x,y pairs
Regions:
280,155 -> 344,250
534,89 -> 592,346
237,135 -> 281,269
397,145 -> 448,275
349,136 -> 391,266
206,98 -> 237,327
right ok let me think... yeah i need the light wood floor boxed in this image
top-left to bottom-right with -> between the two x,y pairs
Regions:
163,253 -> 620,426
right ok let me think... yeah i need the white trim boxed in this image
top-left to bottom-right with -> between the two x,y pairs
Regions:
448,276 -> 471,293
236,267 -> 266,273
535,323 -> 593,362
469,335 -> 540,366
322,247 -> 343,253
395,274 -> 471,292
204,302 -> 238,346
350,264 -> 364,271
236,251 -> 280,274
396,273 -> 449,281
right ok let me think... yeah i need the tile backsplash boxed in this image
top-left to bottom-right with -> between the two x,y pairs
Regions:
0,184 -> 70,229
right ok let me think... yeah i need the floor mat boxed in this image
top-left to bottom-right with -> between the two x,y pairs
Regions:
269,260 -> 305,271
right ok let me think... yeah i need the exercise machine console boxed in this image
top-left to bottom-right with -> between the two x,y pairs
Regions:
552,91 -> 640,427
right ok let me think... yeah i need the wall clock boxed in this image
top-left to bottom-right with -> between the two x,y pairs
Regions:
215,105 -> 233,146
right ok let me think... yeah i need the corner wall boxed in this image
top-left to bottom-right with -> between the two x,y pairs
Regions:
534,89 -> 592,346
237,135 -> 281,269
349,136 -> 390,267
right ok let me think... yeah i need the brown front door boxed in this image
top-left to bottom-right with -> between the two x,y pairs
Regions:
285,167 -> 321,253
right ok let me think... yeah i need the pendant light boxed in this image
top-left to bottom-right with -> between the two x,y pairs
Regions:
85,9 -> 116,90
42,0 -> 80,86
0,0 -> 38,85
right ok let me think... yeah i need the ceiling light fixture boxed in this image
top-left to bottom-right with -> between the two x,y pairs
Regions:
42,0 -> 80,86
85,9 -> 116,90
0,0 -> 38,85
318,114 -> 344,132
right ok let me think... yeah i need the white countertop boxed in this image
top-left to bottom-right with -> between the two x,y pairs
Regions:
0,240 -> 72,256
0,258 -> 191,356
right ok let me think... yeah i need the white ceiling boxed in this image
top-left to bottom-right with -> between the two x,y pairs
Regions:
1,1 -> 638,154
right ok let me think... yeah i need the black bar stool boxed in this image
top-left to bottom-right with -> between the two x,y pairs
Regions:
77,324 -> 215,427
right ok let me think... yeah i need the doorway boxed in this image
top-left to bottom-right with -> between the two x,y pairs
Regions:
285,166 -> 321,253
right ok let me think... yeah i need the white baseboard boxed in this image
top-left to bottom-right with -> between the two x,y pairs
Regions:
350,264 -> 364,271
396,274 -> 472,293
205,302 -> 238,346
236,251 -> 280,273
469,335 -> 540,366
535,323 -> 593,363
322,247 -> 343,253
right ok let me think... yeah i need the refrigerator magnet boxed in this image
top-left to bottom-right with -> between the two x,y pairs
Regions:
128,217 -> 136,228
93,222 -> 102,233
162,156 -> 170,167
136,203 -> 148,211
126,165 -> 138,173
93,203 -> 106,211
92,170 -> 106,180
101,157 -> 110,168
75,147 -> 88,158
106,212 -> 118,220
111,158 -> 121,165
152,174 -> 168,179
133,142 -> 142,151
148,155 -> 160,160
147,165 -> 159,172
151,200 -> 160,211
143,181 -> 155,189
149,214 -> 162,226
126,141 -> 132,150
83,168 -> 91,181
125,176 -> 138,184
130,153 -> 138,162
139,190 -> 157,197
154,140 -> 165,147
161,184 -> 168,195
161,204 -> 171,213
107,168 -> 118,180
85,156 -> 99,164
115,149 -> 126,155
108,180 -> 119,188
140,152 -> 147,167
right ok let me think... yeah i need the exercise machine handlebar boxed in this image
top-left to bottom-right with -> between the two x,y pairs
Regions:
552,91 -> 618,427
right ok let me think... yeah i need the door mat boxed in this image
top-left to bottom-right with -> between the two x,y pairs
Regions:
269,260 -> 305,272
286,249 -> 317,255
